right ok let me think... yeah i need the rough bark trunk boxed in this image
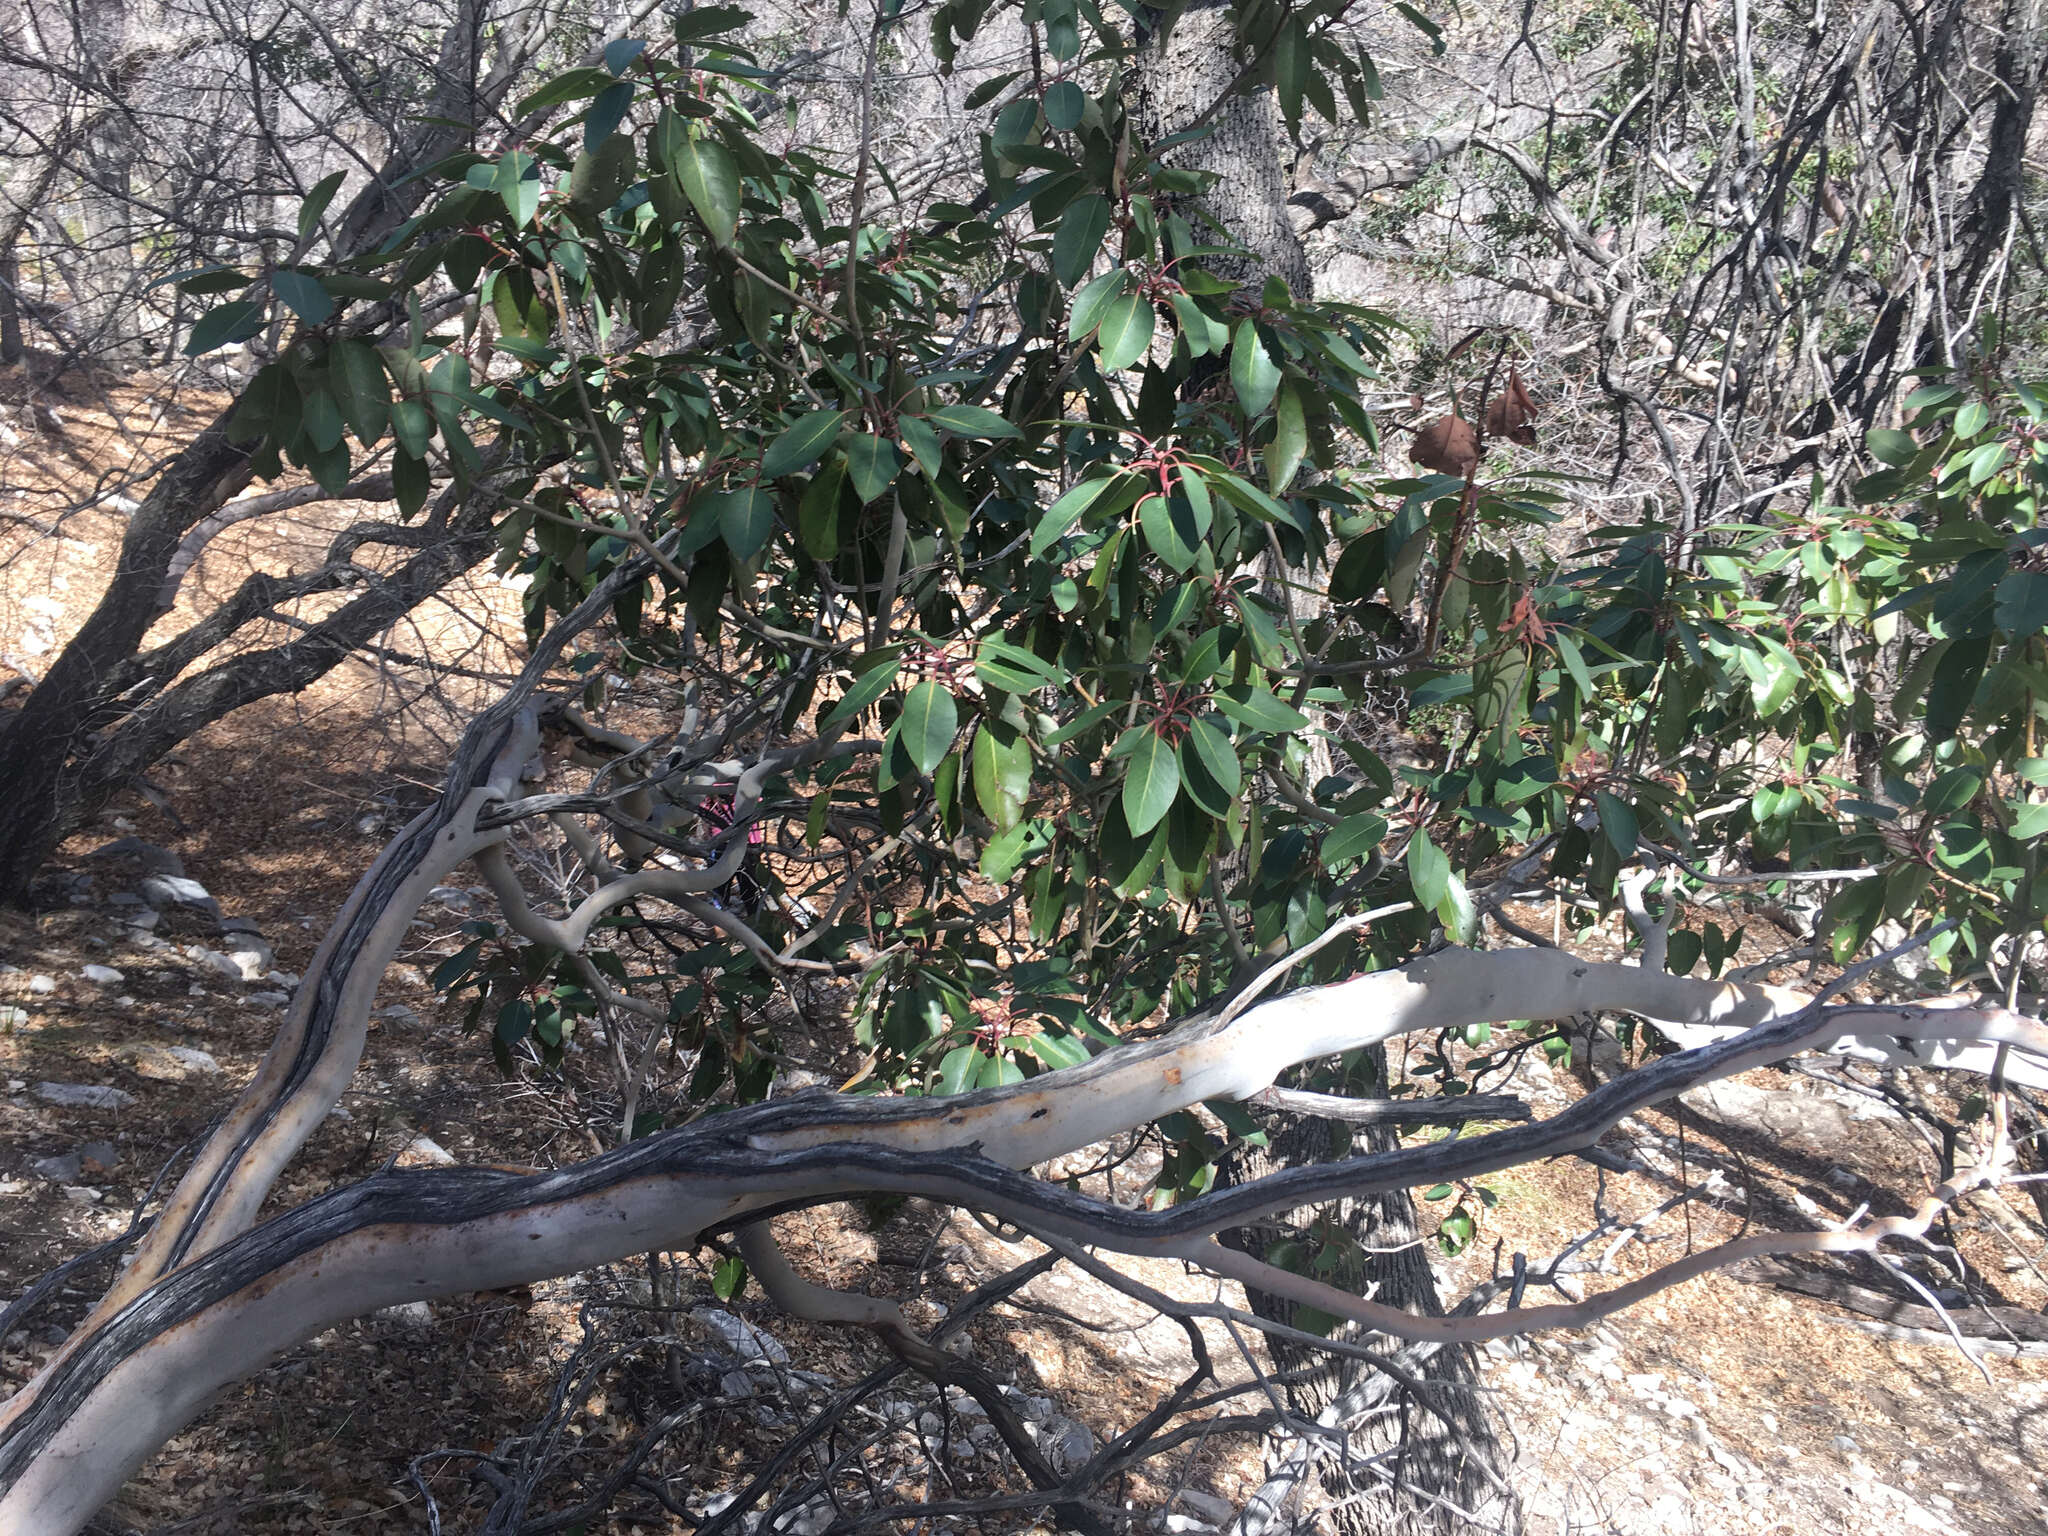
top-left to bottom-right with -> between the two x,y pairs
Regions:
1219,1054 -> 1513,1534
0,413 -> 250,903
0,251 -> 21,366
0,0 -> 515,905
1131,5 -> 1513,1528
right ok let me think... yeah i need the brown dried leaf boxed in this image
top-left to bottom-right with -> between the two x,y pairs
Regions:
1410,414 -> 1480,477
1483,365 -> 1539,446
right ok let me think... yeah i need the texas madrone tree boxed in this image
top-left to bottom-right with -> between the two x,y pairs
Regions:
2,2 -> 2045,1532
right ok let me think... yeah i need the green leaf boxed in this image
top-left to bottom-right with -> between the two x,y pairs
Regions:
585,82 -> 635,150
393,449 -> 430,520
1322,813 -> 1387,866
900,681 -> 959,775
1031,474 -> 1116,557
1053,192 -> 1112,288
1275,16 -> 1309,129
1953,399 -> 1989,438
1045,698 -> 1121,746
819,657 -> 901,731
297,171 -> 346,240
924,403 -> 1020,438
1043,79 -> 1086,131
1926,635 -> 1989,743
982,819 -> 1049,883
301,386 -> 346,452
389,399 -> 433,459
184,299 -> 265,355
1553,629 -> 1596,698
1175,715 -> 1240,817
1214,683 -> 1310,733
975,638 -> 1064,693
330,339 -> 390,445
569,134 -> 638,211
1182,714 -> 1240,799
1139,491 -> 1200,572
1407,827 -> 1451,912
1266,380 -> 1307,491
712,487 -> 775,560
712,1254 -> 747,1302
1921,766 -> 1983,817
939,1042 -> 983,1095
674,128 -> 742,245
964,71 -> 1024,110
844,433 -> 904,502
1595,790 -> 1638,859
899,413 -> 945,480
1996,571 -> 2048,637
972,720 -> 1033,831
1866,427 -> 1918,466
1093,291 -> 1154,372
799,458 -> 848,557
1230,319 -> 1281,414
762,410 -> 846,477
494,151 -> 541,228
1069,268 -> 1127,339
672,5 -> 750,43
1122,729 -> 1181,835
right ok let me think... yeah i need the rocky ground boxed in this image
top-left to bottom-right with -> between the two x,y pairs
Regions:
5,814 -> 2047,1534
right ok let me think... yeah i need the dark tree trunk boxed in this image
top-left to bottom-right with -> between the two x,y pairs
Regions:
1131,5 -> 1515,1529
0,415 -> 250,904
0,2 -> 508,906
1219,1055 -> 1513,1534
0,250 -> 22,365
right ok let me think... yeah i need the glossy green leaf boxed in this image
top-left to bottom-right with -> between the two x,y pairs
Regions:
1093,291 -> 1155,372
1230,319 -> 1281,414
1139,491 -> 1200,572
762,410 -> 846,477
674,129 -> 741,245
1214,684 -> 1310,733
331,339 -> 390,444
301,386 -> 346,453
1069,268 -> 1127,339
924,403 -> 1020,438
713,486 -> 775,560
819,657 -> 900,730
938,1042 -> 982,1095
297,171 -> 346,239
900,680 -> 959,775
975,638 -> 1064,693
1175,715 -> 1241,818
1031,474 -> 1116,557
1043,80 -> 1086,131
972,720 -> 1033,830
844,433 -> 905,502
1322,813 -> 1387,866
1266,380 -> 1307,491
1595,790 -> 1638,859
184,299 -> 265,355
494,151 -> 541,228
1122,728 -> 1181,835
1407,826 -> 1451,912
1053,192 -> 1112,287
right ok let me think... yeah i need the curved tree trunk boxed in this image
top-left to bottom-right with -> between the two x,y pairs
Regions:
0,0 -> 547,906
0,414 -> 251,903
